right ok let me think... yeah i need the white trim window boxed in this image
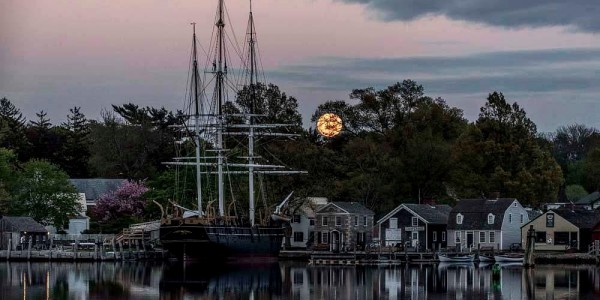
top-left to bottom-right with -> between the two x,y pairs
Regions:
520,214 -> 524,224
479,231 -> 486,243
411,217 -> 418,227
322,232 -> 329,243
456,213 -> 463,225
354,216 -> 358,226
487,213 -> 495,224
489,231 -> 495,243
455,231 -> 461,243
322,216 -> 328,226
509,213 -> 512,223
363,216 -> 368,226
335,216 -> 342,226
390,218 -> 398,229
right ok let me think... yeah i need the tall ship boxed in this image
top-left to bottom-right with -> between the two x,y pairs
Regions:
158,0 -> 304,262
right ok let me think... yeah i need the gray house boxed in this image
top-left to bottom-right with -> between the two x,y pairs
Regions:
69,178 -> 126,211
314,202 -> 374,252
0,216 -> 48,250
288,197 -> 328,249
447,198 -> 529,251
375,203 -> 452,251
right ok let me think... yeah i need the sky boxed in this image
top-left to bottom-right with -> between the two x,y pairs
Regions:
1,0 -> 599,132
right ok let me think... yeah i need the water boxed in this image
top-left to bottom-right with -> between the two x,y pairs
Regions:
0,261 -> 598,299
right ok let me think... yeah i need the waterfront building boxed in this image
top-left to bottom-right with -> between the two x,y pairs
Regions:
375,203 -> 451,251
447,197 -> 529,251
521,208 -> 600,251
0,216 -> 48,250
288,197 -> 328,249
314,202 -> 374,252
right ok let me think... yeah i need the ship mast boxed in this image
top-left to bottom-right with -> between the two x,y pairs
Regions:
215,0 -> 226,217
191,23 -> 204,216
247,0 -> 257,226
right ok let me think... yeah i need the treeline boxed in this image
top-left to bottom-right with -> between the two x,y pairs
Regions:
1,80 -> 600,219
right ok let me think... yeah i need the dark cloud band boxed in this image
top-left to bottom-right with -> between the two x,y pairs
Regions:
336,0 -> 600,33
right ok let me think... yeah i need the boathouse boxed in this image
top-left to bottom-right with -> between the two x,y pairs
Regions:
0,216 -> 48,250
447,197 -> 529,251
521,208 -> 600,251
375,203 -> 451,251
314,202 -> 374,252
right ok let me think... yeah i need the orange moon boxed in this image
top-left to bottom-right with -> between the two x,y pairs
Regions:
317,113 -> 343,137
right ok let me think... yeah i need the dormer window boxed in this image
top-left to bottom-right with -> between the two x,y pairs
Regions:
456,213 -> 463,225
487,213 -> 495,224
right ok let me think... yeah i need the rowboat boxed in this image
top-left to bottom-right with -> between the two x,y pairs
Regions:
438,253 -> 475,263
494,254 -> 524,263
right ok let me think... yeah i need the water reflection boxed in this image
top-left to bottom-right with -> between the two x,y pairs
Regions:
1,261 -> 599,299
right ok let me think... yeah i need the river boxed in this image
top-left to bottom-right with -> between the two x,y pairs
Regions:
0,261 -> 598,299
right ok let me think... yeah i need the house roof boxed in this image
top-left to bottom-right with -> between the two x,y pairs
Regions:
526,209 -> 542,220
317,202 -> 374,215
377,203 -> 452,225
69,179 -> 126,201
576,191 -> 600,205
294,198 -> 329,218
448,198 -> 517,230
0,216 -> 47,233
553,209 -> 600,229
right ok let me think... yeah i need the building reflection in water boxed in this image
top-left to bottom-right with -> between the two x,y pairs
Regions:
1,261 -> 600,299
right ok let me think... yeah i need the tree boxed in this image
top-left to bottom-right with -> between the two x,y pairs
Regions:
0,98 -> 29,159
13,160 -> 81,228
0,148 -> 18,215
91,180 -> 149,232
565,184 -> 588,202
235,83 -> 303,129
449,92 -> 563,206
60,107 -> 91,177
26,110 -> 66,163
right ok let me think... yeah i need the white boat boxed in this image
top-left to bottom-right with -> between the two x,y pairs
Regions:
478,255 -> 495,263
494,254 -> 524,263
438,253 -> 475,263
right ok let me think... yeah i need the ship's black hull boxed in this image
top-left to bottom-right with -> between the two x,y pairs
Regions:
160,222 -> 284,262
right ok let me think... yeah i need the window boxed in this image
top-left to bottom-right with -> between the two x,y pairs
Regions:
554,232 -> 570,245
309,219 -> 315,226
535,231 -> 546,243
322,216 -> 328,226
293,232 -> 304,242
433,231 -> 437,242
322,232 -> 329,243
389,218 -> 398,229
363,216 -> 368,226
479,232 -> 486,243
489,231 -> 495,243
293,215 -> 301,223
455,231 -> 461,243
412,231 -> 418,241
487,213 -> 495,224
456,213 -> 463,225
442,232 -> 446,242
335,216 -> 342,226
513,202 -> 517,207
520,214 -> 524,224
412,217 -> 418,227
354,216 -> 358,226
509,213 -> 512,223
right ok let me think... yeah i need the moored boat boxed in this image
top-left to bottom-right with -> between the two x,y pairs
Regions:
158,0 -> 302,262
494,254 -> 524,263
438,253 -> 475,263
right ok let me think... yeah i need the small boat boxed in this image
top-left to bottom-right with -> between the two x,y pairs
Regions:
478,255 -> 495,263
494,254 -> 524,263
438,253 -> 475,263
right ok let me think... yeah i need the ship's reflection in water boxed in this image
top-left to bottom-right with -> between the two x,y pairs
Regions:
1,261 -> 600,299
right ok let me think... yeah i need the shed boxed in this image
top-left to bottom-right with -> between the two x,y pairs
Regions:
0,216 -> 48,250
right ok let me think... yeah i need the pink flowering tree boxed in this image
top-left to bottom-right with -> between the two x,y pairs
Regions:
91,180 -> 149,231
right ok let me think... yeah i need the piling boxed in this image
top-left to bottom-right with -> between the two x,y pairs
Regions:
524,225 -> 535,268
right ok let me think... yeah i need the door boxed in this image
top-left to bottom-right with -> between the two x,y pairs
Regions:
331,231 -> 340,252
411,231 -> 419,248
466,232 -> 474,249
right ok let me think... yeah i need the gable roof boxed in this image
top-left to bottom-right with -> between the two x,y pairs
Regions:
576,191 -> 600,205
69,179 -> 126,201
448,198 -> 518,230
377,204 -> 452,225
0,216 -> 47,233
316,202 -> 374,215
553,209 -> 600,229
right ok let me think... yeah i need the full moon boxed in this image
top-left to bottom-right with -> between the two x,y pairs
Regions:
316,113 -> 343,138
